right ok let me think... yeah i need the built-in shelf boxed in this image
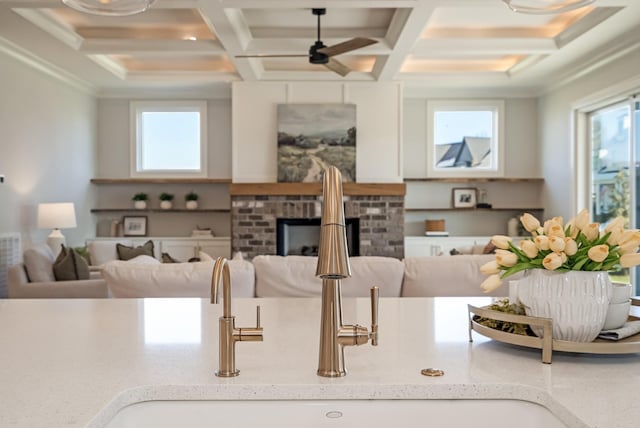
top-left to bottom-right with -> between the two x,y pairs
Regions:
90,178 -> 231,184
229,182 -> 406,196
405,207 -> 544,212
91,208 -> 230,213
403,178 -> 543,183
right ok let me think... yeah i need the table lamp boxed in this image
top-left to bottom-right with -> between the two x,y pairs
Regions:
37,203 -> 77,256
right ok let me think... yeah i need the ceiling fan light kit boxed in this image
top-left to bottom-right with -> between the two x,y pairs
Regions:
502,0 -> 595,14
235,8 -> 377,77
61,0 -> 156,16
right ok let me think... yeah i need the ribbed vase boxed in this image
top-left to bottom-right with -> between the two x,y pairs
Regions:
514,269 -> 612,342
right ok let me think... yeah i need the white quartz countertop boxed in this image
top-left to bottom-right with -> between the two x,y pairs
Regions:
1,297 -> 638,427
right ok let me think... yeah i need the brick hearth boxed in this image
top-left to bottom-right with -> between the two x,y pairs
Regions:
230,183 -> 405,260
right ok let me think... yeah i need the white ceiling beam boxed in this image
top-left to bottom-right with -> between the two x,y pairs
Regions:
239,38 -> 389,56
374,4 -> 437,81
2,0 -> 199,8
79,39 -> 224,55
197,5 -> 262,81
218,1 -> 420,8
260,70 -> 376,81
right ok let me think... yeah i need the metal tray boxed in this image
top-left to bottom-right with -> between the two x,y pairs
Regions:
468,298 -> 640,364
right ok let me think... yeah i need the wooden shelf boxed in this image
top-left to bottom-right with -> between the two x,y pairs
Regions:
405,207 -> 544,212
91,178 -> 231,184
230,182 -> 406,196
404,178 -> 543,183
91,208 -> 230,213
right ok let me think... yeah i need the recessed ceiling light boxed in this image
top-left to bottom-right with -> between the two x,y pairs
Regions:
185,36 -> 197,41
502,0 -> 595,14
61,0 -> 156,16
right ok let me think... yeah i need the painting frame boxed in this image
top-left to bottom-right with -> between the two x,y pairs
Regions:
452,188 -> 478,209
277,103 -> 357,183
122,216 -> 148,237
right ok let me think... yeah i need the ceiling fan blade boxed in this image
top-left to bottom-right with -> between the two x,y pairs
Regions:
317,37 -> 377,57
323,57 -> 351,77
235,54 -> 308,58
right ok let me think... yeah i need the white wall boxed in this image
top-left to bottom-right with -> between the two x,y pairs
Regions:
232,82 -> 403,183
0,49 -> 97,248
538,44 -> 640,219
403,97 -> 539,178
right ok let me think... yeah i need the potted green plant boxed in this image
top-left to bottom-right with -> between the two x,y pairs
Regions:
159,192 -> 174,210
185,191 -> 199,210
132,192 -> 148,210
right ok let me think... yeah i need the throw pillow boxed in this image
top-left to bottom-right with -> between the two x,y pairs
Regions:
23,244 -> 56,282
161,252 -> 180,263
53,245 -> 90,281
116,240 -> 154,261
198,251 -> 214,261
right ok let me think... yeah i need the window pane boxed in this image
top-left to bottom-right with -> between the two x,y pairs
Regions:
590,105 -> 630,226
140,111 -> 201,171
434,110 -> 494,169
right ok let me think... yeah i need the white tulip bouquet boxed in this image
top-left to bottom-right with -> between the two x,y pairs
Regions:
480,209 -> 640,293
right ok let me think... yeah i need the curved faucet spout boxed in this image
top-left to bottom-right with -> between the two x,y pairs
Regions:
211,257 -> 232,318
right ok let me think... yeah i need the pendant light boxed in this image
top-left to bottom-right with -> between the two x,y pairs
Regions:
61,0 -> 156,16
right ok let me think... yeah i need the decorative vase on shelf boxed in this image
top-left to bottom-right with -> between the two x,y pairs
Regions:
134,200 -> 147,210
186,200 -> 198,210
160,200 -> 173,210
511,269 -> 612,342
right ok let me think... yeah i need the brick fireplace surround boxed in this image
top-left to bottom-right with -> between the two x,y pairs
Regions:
230,183 -> 406,260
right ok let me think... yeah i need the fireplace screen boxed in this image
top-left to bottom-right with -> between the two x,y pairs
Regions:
276,218 -> 360,257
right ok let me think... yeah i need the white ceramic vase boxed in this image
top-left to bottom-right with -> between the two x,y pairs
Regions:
160,201 -> 172,210
185,200 -> 198,210
512,269 -> 612,342
134,200 -> 147,210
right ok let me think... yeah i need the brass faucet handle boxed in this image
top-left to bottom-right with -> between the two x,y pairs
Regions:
370,286 -> 379,346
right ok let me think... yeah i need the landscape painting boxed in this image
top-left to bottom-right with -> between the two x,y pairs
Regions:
277,104 -> 356,182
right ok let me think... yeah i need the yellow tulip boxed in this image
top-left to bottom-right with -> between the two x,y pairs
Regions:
574,209 -> 590,230
605,216 -> 625,233
519,239 -> 538,258
547,224 -> 565,238
559,251 -> 568,264
495,249 -> 518,267
480,274 -> 503,293
619,230 -> 640,246
534,235 -> 549,251
618,241 -> 640,255
480,260 -> 500,275
581,223 -> 600,241
564,238 -> 578,256
620,253 -> 640,268
606,227 -> 623,246
543,217 -> 563,235
549,236 -> 565,252
491,235 -> 512,250
565,219 -> 579,239
520,213 -> 541,233
542,253 -> 563,270
587,245 -> 609,263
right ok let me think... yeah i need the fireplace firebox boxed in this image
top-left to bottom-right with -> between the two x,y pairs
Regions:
276,218 -> 360,257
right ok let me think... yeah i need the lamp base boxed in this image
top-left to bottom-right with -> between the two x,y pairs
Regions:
47,229 -> 66,257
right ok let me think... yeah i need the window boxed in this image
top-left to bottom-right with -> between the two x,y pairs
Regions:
427,100 -> 504,177
130,101 -> 207,178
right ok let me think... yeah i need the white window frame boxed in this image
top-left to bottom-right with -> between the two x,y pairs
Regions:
130,100 -> 207,178
426,99 -> 505,178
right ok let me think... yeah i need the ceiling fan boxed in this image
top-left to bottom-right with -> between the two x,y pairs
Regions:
235,8 -> 377,77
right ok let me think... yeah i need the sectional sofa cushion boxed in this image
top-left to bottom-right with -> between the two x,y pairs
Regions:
22,244 -> 56,283
101,258 -> 255,298
253,255 -> 403,298
87,240 -> 133,266
402,254 -> 506,297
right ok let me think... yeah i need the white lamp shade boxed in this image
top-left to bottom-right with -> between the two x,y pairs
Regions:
37,203 -> 77,230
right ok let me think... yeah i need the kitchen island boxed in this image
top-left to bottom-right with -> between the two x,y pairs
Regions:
0,297 -> 638,427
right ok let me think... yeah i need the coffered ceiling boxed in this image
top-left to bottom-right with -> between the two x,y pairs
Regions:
0,0 -> 638,96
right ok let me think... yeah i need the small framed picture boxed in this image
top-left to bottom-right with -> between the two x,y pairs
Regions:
122,216 -> 147,237
452,188 -> 477,209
